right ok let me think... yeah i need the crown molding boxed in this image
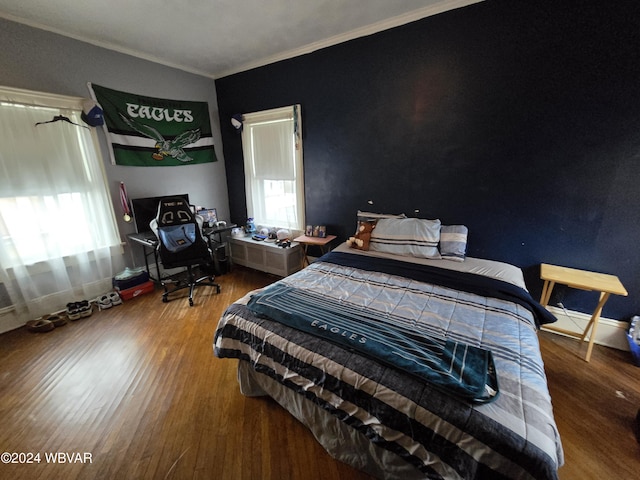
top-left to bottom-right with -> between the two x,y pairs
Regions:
1,0 -> 483,80
0,11 -> 215,78
214,0 -> 483,78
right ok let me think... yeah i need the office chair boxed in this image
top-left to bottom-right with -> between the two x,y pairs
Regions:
150,197 -> 220,306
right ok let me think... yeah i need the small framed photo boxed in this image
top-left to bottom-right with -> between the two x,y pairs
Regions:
305,225 -> 313,236
197,208 -> 218,227
314,225 -> 326,238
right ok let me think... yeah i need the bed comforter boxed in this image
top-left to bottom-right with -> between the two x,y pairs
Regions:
214,249 -> 563,479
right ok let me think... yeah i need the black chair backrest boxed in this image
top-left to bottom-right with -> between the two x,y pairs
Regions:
155,197 -> 210,268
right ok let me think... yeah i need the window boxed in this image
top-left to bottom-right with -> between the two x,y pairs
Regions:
241,105 -> 304,231
0,85 -> 123,321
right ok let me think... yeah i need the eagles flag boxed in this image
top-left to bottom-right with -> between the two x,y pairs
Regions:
89,83 -> 217,166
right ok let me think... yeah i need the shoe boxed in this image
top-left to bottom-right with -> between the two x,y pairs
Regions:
26,319 -> 55,333
97,295 -> 112,310
114,267 -> 147,281
78,300 -> 92,318
96,291 -> 123,310
66,302 -> 82,321
66,300 -> 92,320
42,314 -> 67,327
108,292 -> 122,306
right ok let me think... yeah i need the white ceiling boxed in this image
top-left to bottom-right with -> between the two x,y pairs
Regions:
0,0 -> 480,79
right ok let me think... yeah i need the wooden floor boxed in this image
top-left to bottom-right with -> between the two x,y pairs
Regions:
0,266 -> 638,479
538,330 -> 640,479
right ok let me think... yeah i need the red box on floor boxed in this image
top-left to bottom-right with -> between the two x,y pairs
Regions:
117,280 -> 155,301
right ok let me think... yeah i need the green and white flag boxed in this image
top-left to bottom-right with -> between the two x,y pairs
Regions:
89,83 -> 217,166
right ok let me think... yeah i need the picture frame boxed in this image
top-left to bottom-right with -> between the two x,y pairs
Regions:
197,208 -> 218,227
306,225 -> 327,237
313,225 -> 326,238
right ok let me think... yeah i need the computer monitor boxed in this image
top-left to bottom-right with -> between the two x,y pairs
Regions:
131,194 -> 190,234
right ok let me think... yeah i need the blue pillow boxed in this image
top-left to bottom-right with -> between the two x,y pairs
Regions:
440,225 -> 468,262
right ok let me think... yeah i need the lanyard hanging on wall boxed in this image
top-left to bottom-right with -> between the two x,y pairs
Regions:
120,181 -> 132,223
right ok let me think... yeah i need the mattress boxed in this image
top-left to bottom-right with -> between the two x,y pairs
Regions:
214,245 -> 563,479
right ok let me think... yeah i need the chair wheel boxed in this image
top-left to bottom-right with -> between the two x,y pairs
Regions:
217,286 -> 221,294
162,297 -> 168,303
189,298 -> 194,306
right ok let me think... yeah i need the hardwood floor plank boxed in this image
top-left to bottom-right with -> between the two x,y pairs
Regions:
1,266 -> 638,479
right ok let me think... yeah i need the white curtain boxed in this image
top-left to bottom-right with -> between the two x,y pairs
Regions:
0,86 -> 124,322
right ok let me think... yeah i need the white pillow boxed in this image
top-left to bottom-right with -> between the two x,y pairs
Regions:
370,218 -> 441,259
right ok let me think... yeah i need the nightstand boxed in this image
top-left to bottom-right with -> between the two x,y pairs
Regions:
539,263 -> 628,362
293,235 -> 337,267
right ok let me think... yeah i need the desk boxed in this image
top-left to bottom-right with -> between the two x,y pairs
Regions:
203,223 -> 237,244
203,224 -> 236,275
128,224 -> 236,281
293,235 -> 337,267
539,263 -> 628,362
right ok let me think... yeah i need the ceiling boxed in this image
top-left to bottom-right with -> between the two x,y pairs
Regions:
0,0 -> 480,79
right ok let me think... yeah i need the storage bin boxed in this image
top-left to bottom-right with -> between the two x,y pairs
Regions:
112,268 -> 150,290
117,280 -> 155,301
627,316 -> 640,367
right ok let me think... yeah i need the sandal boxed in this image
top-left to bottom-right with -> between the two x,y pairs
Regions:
42,314 -> 67,327
26,319 -> 55,333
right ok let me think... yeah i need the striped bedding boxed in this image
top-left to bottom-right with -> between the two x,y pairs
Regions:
214,248 -> 563,479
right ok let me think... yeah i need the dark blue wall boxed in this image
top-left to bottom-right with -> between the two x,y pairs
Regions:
216,0 -> 640,321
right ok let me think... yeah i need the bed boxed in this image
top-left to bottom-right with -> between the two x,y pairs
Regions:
214,220 -> 564,479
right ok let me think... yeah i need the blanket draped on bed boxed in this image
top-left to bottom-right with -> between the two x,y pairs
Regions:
248,282 -> 499,403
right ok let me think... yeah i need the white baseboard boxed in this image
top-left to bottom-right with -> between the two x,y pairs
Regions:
543,306 -> 629,351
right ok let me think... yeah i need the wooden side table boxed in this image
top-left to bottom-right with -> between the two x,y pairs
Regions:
293,234 -> 337,267
539,263 -> 628,362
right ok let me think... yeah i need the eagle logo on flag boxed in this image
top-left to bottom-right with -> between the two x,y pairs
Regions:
119,113 -> 201,162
